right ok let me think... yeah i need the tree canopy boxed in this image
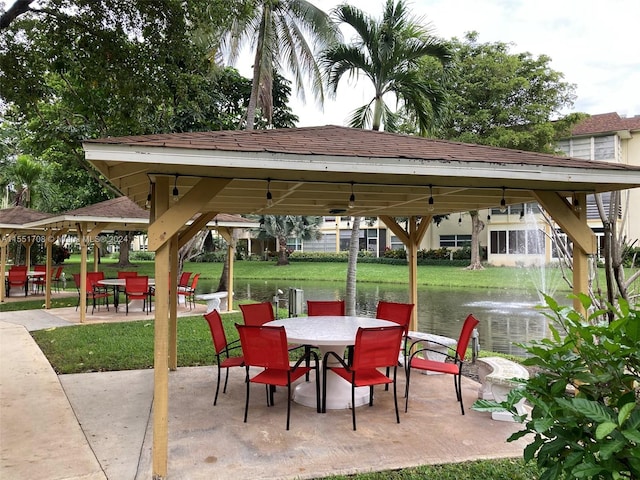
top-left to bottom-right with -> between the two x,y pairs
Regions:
415,31 -> 582,152
0,0 -> 298,211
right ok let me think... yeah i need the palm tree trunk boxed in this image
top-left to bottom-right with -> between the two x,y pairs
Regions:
345,217 -> 361,315
245,5 -> 270,130
372,97 -> 383,131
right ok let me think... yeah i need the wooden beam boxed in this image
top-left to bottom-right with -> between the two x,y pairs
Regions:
152,176 -> 170,479
148,178 -> 230,251
217,226 -> 235,311
0,230 -> 16,302
533,191 -> 596,255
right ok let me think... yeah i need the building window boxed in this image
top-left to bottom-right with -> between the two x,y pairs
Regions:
440,234 -> 472,248
491,229 -> 544,255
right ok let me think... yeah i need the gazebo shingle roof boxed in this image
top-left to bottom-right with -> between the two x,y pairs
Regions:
88,125 -> 635,171
0,206 -> 51,225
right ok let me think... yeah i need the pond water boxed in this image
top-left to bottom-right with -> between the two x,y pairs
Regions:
198,277 -> 568,357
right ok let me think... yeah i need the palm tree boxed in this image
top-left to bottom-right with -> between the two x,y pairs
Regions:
9,154 -> 42,208
321,0 -> 452,314
221,0 -> 339,130
254,215 -> 322,265
321,0 -> 452,135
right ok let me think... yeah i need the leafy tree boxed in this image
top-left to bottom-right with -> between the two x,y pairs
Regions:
321,0 -> 452,134
417,31 -> 577,152
410,31 -> 582,269
253,215 -> 322,266
217,0 -> 339,130
320,0 -> 451,314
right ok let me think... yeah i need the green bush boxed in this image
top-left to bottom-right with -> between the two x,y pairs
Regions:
474,294 -> 640,479
130,250 -> 155,261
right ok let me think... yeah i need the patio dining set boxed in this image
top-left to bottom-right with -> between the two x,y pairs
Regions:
73,270 -> 200,315
206,299 -> 479,431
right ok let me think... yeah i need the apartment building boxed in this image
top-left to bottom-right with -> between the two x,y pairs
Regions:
298,113 -> 640,266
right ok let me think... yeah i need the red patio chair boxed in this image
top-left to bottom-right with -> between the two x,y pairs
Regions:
404,313 -> 480,415
239,302 -> 275,326
322,325 -> 404,430
306,300 -> 345,316
183,273 -> 200,310
73,273 -> 112,314
51,266 -> 64,293
236,324 -> 320,430
203,310 -> 244,405
6,268 -> 28,297
124,275 -> 151,315
375,300 -> 414,382
32,265 -> 47,294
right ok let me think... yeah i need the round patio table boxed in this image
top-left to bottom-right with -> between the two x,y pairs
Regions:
98,278 -> 155,312
265,316 -> 395,410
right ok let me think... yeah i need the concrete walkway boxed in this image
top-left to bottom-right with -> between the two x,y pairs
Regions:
0,308 -> 530,480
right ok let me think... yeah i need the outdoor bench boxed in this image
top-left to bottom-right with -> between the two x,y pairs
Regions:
477,356 -> 530,422
194,291 -> 228,313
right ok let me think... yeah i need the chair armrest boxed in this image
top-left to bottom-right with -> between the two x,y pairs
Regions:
408,346 -> 458,364
293,349 -> 319,369
322,350 -> 349,369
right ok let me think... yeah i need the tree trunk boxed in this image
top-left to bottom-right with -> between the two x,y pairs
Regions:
217,251 -> 229,292
345,217 -> 361,316
245,6 -> 269,131
466,211 -> 485,270
116,232 -> 133,267
276,234 -> 289,266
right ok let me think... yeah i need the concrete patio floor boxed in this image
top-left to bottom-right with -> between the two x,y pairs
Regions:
1,306 -> 531,480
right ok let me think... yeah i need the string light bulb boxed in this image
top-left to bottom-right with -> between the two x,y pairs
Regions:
428,185 -> 434,211
349,182 -> 355,209
573,194 -> 582,212
499,187 -> 507,213
266,178 -> 273,207
520,204 -> 525,221
145,182 -> 153,209
458,212 -> 463,226
172,175 -> 179,202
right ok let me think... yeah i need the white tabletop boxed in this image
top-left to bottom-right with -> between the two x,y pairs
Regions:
98,278 -> 155,286
265,316 -> 395,347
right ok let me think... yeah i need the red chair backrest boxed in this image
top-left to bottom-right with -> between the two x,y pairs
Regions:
456,314 -> 480,362
189,273 -> 200,291
307,300 -> 345,316
8,268 -> 27,281
178,272 -> 192,287
236,324 -> 290,370
34,265 -> 46,272
375,301 -> 414,335
87,271 -> 105,290
10,265 -> 27,271
125,275 -> 149,294
351,326 -> 404,371
239,302 -> 275,326
117,271 -> 138,279
204,310 -> 229,355
53,266 -> 63,279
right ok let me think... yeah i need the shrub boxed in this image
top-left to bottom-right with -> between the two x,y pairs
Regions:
473,294 -> 640,479
130,251 -> 155,261
52,244 -> 71,264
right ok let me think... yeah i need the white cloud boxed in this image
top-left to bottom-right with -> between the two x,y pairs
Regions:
275,0 -> 640,126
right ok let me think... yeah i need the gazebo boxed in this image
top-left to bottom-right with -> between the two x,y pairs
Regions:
0,205 -> 53,302
82,125 -> 640,479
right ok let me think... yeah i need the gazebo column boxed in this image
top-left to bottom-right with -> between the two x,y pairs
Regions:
24,238 -> 34,270
0,230 -> 16,302
76,222 -> 107,323
216,226 -> 236,312
43,227 -> 68,309
533,191 -> 596,314
169,234 -> 178,371
379,215 -> 430,332
148,178 -> 230,480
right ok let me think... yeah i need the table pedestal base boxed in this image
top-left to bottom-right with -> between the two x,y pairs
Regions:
293,373 -> 370,410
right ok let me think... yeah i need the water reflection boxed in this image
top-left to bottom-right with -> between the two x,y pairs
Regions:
200,278 -> 565,357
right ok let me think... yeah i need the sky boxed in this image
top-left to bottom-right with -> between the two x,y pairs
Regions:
236,0 -> 640,127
